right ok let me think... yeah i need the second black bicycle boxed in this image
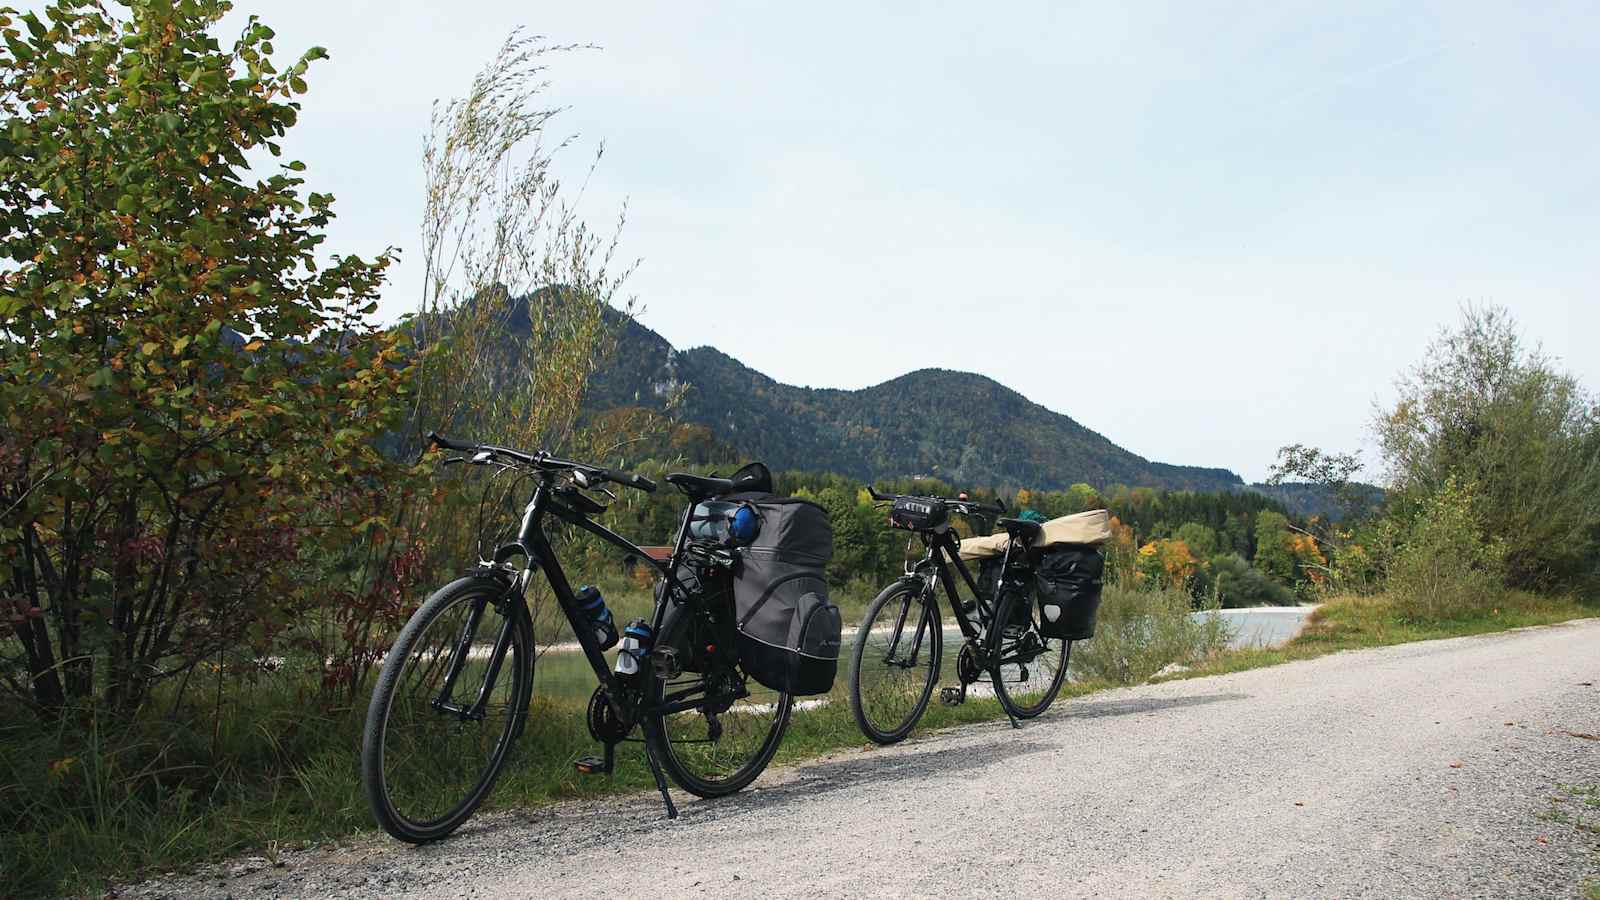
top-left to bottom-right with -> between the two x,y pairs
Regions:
847,488 -> 1076,744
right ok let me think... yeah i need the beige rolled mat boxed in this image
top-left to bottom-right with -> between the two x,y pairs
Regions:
957,509 -> 1112,560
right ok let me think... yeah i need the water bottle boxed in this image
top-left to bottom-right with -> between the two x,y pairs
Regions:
614,619 -> 653,677
576,585 -> 618,652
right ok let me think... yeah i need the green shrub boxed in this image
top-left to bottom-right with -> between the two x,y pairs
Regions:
1202,554 -> 1297,607
1386,477 -> 1507,621
1071,584 -> 1232,684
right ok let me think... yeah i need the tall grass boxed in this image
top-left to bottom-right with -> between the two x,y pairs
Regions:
1070,584 -> 1233,684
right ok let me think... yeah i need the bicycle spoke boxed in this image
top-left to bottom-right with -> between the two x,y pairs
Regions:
850,584 -> 940,744
373,591 -> 525,831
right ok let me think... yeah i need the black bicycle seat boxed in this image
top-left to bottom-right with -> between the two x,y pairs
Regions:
666,472 -> 736,501
996,517 -> 1043,543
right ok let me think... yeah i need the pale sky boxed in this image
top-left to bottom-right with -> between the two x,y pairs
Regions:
72,2 -> 1600,481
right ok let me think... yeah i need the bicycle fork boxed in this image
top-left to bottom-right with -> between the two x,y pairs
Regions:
432,595 -> 516,722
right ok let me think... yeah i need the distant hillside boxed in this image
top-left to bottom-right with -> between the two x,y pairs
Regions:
586,312 -> 1246,492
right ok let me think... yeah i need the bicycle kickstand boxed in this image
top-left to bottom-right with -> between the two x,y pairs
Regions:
643,740 -> 678,820
995,671 -> 1021,730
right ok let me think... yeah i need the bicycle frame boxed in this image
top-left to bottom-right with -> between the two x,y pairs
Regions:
878,528 -> 1035,675
449,474 -> 713,725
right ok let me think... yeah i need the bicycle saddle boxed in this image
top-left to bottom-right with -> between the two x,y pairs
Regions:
996,517 -> 1043,544
666,472 -> 735,501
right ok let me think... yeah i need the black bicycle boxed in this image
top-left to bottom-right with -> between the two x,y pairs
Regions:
361,432 -> 792,843
847,488 -> 1073,744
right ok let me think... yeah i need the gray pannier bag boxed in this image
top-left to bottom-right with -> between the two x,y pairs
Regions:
731,496 -> 841,695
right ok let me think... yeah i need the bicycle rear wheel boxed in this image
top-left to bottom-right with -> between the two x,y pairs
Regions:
362,576 -> 532,843
646,662 -> 792,798
848,579 -> 942,744
989,594 -> 1071,719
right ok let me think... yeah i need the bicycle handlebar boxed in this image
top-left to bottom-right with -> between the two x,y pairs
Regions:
426,431 -> 657,493
865,485 -> 1007,517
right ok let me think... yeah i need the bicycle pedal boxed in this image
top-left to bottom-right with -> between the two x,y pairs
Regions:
939,686 -> 965,707
574,756 -> 611,775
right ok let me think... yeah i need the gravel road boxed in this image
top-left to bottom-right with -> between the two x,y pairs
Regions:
122,619 -> 1600,900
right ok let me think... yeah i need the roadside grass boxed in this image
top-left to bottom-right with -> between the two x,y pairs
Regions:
1155,590 -> 1599,684
7,588 -> 1594,899
1539,783 -> 1600,900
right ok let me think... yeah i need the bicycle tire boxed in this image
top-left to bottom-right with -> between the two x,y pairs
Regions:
362,575 -> 532,843
989,592 -> 1070,720
645,663 -> 792,799
848,579 -> 942,744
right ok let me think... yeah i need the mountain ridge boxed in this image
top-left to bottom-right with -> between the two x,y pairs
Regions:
587,313 -> 1247,493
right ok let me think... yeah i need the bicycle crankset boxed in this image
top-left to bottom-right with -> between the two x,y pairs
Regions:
585,685 -> 632,744
956,641 -> 984,685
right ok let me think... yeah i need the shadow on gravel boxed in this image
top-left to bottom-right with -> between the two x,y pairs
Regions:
682,737 -> 1055,822
1061,691 -> 1249,720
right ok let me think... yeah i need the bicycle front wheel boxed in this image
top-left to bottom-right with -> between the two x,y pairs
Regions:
849,579 -> 942,744
362,576 -> 532,843
989,594 -> 1071,719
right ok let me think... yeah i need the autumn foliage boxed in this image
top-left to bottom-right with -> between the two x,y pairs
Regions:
0,1 -> 413,713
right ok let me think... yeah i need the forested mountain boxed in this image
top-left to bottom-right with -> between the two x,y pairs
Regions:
584,312 -> 1245,492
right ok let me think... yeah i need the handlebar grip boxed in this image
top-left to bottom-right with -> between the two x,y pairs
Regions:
598,468 -> 657,493
426,431 -> 472,452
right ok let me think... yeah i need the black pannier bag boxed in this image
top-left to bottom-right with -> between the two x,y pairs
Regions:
1033,545 -> 1105,640
731,496 -> 841,695
889,496 -> 949,532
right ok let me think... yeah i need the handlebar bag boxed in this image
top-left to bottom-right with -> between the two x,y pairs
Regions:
1033,544 -> 1105,640
731,497 -> 840,696
889,496 -> 950,533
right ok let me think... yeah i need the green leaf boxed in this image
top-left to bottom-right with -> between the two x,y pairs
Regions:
116,194 -> 136,214
157,112 -> 180,133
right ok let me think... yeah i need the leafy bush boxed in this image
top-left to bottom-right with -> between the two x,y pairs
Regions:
1202,554 -> 1296,607
1386,477 -> 1507,621
1071,584 -> 1232,684
0,1 -> 410,713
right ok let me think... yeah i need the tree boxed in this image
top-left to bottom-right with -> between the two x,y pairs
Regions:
1267,443 -> 1376,520
1252,512 -> 1296,584
1375,305 -> 1600,590
1136,538 -> 1202,590
1202,554 -> 1295,607
1175,522 -> 1218,558
0,2 -> 409,712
